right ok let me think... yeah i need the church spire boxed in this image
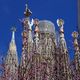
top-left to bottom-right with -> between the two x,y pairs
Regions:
57,19 -> 72,80
19,2 -> 33,80
57,19 -> 67,51
4,27 -> 18,80
9,27 -> 16,51
57,19 -> 68,53
72,31 -> 80,80
72,31 -> 80,78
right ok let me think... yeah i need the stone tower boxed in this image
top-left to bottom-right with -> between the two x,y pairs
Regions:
57,19 -> 72,80
4,27 -> 18,80
72,31 -> 80,80
19,2 -> 58,79
19,3 -> 33,80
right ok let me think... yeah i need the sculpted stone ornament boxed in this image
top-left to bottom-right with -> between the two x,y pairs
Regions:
24,4 -> 32,17
72,31 -> 79,47
57,19 -> 64,34
57,19 -> 64,27
72,31 -> 79,38
28,19 -> 34,30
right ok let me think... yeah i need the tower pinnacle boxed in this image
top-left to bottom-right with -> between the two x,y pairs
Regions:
24,3 -> 32,17
72,31 -> 79,47
4,27 -> 18,80
11,27 -> 16,43
57,19 -> 64,34
72,31 -> 80,79
57,19 -> 72,80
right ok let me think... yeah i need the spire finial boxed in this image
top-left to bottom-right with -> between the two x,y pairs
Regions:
25,0 -> 29,10
57,19 -> 64,34
24,1 -> 32,17
57,19 -> 64,27
11,27 -> 16,32
72,31 -> 79,47
25,4 -> 28,10
11,27 -> 16,42
72,31 -> 78,39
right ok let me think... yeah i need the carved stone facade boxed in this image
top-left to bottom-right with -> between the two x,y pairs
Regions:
0,2 -> 80,80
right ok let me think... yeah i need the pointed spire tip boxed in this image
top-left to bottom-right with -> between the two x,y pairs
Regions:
10,27 -> 16,42
72,31 -> 78,38
11,27 -> 16,32
57,19 -> 64,27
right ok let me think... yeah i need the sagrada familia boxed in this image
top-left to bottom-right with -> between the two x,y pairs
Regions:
0,2 -> 80,80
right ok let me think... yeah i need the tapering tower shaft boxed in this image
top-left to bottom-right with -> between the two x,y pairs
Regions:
4,27 -> 18,80
72,31 -> 80,79
20,4 -> 33,80
57,19 -> 72,80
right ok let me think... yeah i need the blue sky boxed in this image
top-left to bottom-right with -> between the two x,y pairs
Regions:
0,0 -> 77,62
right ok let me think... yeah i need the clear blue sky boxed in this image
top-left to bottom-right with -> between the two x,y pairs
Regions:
0,0 -> 77,62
